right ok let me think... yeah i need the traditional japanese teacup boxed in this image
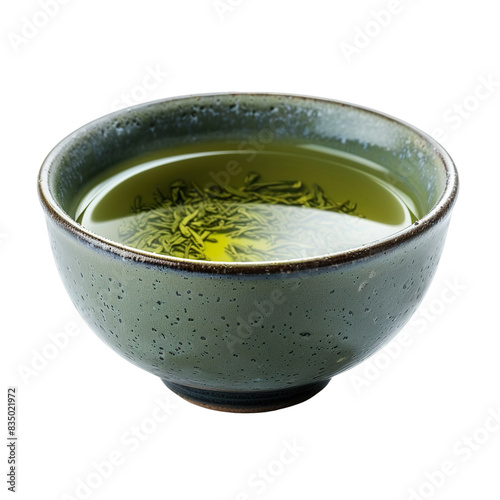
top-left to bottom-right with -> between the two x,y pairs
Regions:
38,93 -> 458,412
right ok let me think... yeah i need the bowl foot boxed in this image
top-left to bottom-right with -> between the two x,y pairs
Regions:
161,379 -> 330,413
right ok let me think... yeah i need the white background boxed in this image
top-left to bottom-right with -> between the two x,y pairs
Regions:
2,1 -> 499,499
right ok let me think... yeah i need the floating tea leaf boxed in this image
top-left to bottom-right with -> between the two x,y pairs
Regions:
116,174 -> 362,261
75,141 -> 420,262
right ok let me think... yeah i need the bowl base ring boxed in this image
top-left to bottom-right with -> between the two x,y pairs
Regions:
161,379 -> 330,413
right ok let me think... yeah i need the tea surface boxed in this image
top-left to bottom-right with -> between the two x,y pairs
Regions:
75,141 -> 420,262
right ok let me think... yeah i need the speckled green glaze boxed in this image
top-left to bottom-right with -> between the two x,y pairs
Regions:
38,94 -> 458,412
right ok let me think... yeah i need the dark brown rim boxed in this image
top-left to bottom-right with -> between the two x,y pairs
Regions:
38,92 -> 459,275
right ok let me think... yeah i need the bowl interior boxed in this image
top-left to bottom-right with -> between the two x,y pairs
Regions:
41,94 -> 453,252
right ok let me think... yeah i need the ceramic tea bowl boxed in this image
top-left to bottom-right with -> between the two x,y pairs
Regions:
38,93 -> 458,412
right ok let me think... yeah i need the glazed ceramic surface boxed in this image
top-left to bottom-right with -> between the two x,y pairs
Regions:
38,94 -> 458,412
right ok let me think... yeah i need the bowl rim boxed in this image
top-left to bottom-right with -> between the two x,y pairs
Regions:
38,92 -> 459,275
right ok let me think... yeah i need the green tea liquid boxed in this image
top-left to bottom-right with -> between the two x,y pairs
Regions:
74,141 -> 420,262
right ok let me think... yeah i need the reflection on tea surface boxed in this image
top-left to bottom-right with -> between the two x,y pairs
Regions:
75,141 -> 419,262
